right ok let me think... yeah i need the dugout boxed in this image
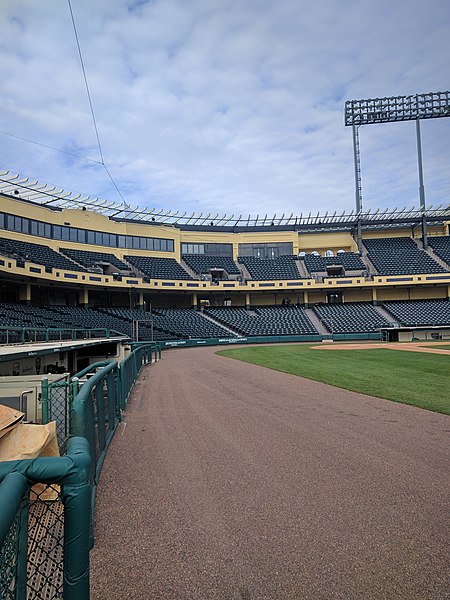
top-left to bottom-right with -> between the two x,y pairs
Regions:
380,326 -> 450,342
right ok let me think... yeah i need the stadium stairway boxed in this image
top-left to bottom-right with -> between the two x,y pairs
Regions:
297,259 -> 310,278
360,247 -> 377,276
200,311 -> 240,336
304,308 -> 330,334
373,305 -> 399,325
179,259 -> 199,279
418,242 -> 450,271
238,262 -> 252,281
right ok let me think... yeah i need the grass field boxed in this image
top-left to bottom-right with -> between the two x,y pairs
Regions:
218,345 -> 450,415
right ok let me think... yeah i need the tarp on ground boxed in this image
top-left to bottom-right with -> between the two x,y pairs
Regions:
0,403 -> 25,441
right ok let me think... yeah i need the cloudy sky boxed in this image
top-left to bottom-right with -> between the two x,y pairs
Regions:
1,0 -> 449,218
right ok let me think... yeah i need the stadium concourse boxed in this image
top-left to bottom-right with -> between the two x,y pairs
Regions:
90,345 -> 449,599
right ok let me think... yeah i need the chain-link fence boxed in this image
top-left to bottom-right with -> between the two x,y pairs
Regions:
42,377 -> 71,451
27,484 -> 64,599
0,485 -> 64,600
0,475 -> 27,600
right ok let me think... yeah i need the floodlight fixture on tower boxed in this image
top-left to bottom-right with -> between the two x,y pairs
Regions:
344,91 -> 450,250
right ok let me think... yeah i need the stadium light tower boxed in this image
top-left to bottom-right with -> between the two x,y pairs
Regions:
345,91 -> 450,250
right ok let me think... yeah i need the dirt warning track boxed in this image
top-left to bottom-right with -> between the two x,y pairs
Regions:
91,346 -> 449,600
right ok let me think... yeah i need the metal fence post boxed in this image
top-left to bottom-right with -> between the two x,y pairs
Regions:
41,377 -> 49,424
16,495 -> 29,600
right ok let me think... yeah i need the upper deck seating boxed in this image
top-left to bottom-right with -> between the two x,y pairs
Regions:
207,305 -> 318,336
124,255 -> 192,280
0,238 -> 87,272
302,252 -> 365,274
363,237 -> 445,275
383,299 -> 450,326
182,254 -> 241,276
312,302 -> 390,333
60,248 -> 129,271
428,236 -> 450,266
238,255 -> 302,280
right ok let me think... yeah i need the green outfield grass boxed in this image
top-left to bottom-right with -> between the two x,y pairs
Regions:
217,345 -> 450,415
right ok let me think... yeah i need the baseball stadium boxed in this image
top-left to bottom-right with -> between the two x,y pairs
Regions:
0,4 -> 449,588
0,124 -> 449,597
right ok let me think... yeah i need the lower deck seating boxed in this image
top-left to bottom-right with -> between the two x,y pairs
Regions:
383,300 -> 450,326
151,308 -> 232,339
207,305 -> 318,336
312,302 -> 390,333
1,300 -> 448,341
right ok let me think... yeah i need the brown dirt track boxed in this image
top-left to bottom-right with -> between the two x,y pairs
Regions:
91,346 -> 449,600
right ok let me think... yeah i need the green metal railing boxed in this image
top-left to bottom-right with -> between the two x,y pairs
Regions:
0,438 -> 91,600
0,326 -> 125,345
0,342 -> 160,599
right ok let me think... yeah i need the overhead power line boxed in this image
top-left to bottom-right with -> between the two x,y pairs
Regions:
67,0 -> 128,206
0,129 -> 103,165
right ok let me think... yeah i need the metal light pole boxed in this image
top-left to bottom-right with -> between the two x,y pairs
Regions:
345,91 -> 450,250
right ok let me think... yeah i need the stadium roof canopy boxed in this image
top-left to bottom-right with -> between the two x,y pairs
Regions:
1,168 -> 449,233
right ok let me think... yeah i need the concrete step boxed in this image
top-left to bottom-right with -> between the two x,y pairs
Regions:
373,305 -> 400,326
304,308 -> 330,334
201,311 -> 241,336
296,259 -> 310,278
179,259 -> 199,279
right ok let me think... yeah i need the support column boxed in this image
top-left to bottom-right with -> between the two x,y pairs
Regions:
192,292 -> 198,310
416,119 -> 428,249
371,287 -> 379,305
136,290 -> 144,310
303,290 -> 309,308
357,219 -> 362,253
19,283 -> 31,305
78,288 -> 89,306
352,124 -> 363,252
245,292 -> 251,310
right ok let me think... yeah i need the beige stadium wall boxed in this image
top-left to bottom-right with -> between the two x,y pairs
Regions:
1,193 -> 450,309
248,292 -> 304,306
0,196 -> 182,260
340,289 -> 373,303
409,286 -> 449,300
377,288 -> 411,301
297,231 -> 357,254
362,224 -> 447,241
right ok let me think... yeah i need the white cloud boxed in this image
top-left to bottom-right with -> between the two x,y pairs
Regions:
0,0 -> 449,217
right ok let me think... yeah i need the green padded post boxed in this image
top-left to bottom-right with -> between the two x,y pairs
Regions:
41,377 -> 49,424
